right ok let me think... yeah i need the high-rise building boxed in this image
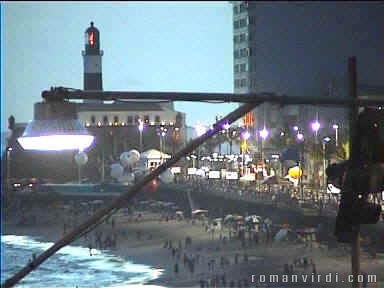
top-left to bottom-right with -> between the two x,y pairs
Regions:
231,1 -> 384,158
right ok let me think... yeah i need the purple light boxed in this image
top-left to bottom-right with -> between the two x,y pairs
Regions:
332,124 -> 339,130
296,132 -> 304,141
223,122 -> 230,130
311,120 -> 321,132
241,131 -> 251,140
138,121 -> 144,132
259,128 -> 269,140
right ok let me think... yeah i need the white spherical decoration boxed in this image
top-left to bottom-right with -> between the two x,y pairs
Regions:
120,150 -> 141,167
110,163 -> 124,179
74,152 -> 88,166
158,169 -> 175,184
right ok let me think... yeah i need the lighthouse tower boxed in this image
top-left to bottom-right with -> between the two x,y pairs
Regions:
82,22 -> 103,95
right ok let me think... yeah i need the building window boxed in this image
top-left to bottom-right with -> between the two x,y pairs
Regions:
239,3 -> 247,13
144,115 -> 150,123
239,18 -> 247,28
234,50 -> 240,59
240,78 -> 247,87
155,115 -> 161,123
103,115 -> 108,124
235,79 -> 241,88
127,115 -> 133,124
91,115 -> 96,124
233,5 -> 239,14
234,64 -> 239,73
114,116 -> 119,123
240,63 -> 248,72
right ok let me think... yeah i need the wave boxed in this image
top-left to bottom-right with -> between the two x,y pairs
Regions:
1,235 -> 164,288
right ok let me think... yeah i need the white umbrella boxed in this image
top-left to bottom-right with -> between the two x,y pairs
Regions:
192,209 -> 208,216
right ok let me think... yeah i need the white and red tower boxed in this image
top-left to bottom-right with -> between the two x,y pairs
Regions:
82,22 -> 103,93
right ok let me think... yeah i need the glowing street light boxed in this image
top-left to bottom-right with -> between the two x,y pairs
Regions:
310,120 -> 321,143
241,130 -> 251,141
259,127 -> 269,140
296,132 -> 304,142
311,120 -> 321,133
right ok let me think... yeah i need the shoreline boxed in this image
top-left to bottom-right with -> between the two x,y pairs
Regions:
3,207 -> 384,288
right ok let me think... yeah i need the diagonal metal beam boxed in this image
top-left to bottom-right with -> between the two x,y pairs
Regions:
3,101 -> 260,288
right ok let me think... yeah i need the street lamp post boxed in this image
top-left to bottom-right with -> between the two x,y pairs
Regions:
138,119 -> 144,152
194,124 -> 207,168
259,127 -> 269,164
223,122 -> 230,155
310,119 -> 321,196
6,147 -> 12,190
159,128 -> 167,164
296,132 -> 305,201
322,137 -> 331,192
241,130 -> 251,175
332,124 -> 339,147
311,120 -> 321,144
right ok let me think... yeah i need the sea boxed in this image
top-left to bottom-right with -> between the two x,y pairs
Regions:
1,235 -> 165,288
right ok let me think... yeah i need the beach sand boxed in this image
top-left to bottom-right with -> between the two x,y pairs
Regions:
3,203 -> 384,288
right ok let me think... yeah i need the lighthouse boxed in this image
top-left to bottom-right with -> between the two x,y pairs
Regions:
82,22 -> 103,94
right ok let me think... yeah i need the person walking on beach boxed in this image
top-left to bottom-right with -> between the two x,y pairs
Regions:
174,262 -> 179,276
312,262 -> 317,277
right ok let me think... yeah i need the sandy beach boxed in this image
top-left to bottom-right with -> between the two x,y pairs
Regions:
3,197 -> 384,288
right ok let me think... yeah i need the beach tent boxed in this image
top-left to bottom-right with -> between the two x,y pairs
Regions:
245,215 -> 262,223
141,149 -> 171,160
274,228 -> 289,242
192,209 -> 209,216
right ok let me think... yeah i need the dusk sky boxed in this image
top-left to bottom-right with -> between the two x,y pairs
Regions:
2,2 -> 384,133
2,1 -> 235,132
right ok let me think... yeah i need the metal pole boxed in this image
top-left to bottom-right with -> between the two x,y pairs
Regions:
140,130 -> 143,152
101,127 -> 106,183
335,127 -> 339,147
349,57 -> 360,288
2,102 -> 259,288
323,142 -> 326,191
78,165 -> 81,184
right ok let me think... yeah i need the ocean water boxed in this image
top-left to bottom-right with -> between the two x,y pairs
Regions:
1,235 -> 165,288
